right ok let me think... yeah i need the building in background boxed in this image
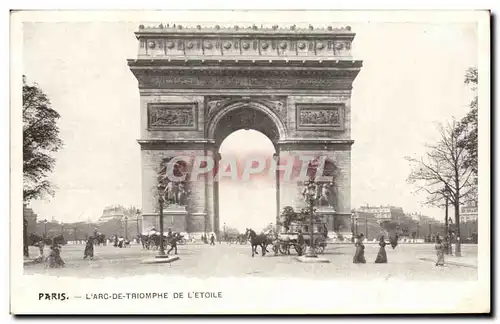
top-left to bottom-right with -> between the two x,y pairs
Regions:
408,212 -> 444,240
23,203 -> 37,234
460,201 -> 478,240
98,205 -> 125,223
98,205 -> 142,238
353,205 -> 406,240
353,205 -> 445,240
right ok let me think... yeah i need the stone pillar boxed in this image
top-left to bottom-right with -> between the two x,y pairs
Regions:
186,149 -> 213,235
276,143 -> 353,236
211,152 -> 221,236
276,150 -> 307,214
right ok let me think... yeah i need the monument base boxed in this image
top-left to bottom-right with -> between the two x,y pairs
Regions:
142,205 -> 188,233
141,256 -> 180,264
296,256 -> 331,263
316,208 -> 352,238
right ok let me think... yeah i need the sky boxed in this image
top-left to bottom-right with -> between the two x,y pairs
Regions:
22,16 -> 478,231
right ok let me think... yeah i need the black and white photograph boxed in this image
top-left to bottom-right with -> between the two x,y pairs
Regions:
10,10 -> 490,314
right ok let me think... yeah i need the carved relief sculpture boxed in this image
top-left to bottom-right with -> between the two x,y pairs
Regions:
148,103 -> 197,130
296,104 -> 344,130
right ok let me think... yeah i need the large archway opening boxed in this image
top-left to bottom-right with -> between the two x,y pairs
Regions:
218,130 -> 276,234
210,102 -> 284,237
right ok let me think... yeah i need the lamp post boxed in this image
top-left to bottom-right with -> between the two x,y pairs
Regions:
223,222 -> 226,243
124,216 -> 128,241
304,180 -> 318,258
364,214 -> 368,239
444,195 -> 450,254
136,209 -> 141,236
157,182 -> 167,258
43,219 -> 48,238
23,217 -> 28,257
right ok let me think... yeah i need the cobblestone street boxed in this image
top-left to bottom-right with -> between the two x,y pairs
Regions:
24,243 -> 478,281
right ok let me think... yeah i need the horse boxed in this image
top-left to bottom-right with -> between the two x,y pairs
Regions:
29,233 -> 51,246
94,233 -> 106,246
51,234 -> 66,245
137,234 -> 149,249
245,228 -> 271,257
389,233 -> 398,249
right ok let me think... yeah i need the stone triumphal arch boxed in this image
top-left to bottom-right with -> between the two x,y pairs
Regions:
128,24 -> 362,238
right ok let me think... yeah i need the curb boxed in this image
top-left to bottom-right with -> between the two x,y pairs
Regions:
418,257 -> 477,269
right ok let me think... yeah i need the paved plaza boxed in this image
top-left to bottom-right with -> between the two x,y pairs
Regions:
24,243 -> 478,281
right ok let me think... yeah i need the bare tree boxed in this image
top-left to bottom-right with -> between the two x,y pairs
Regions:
406,120 -> 476,257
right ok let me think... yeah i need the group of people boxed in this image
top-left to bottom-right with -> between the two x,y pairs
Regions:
352,234 -> 388,264
353,233 -> 449,267
201,233 -> 216,245
34,239 -> 65,268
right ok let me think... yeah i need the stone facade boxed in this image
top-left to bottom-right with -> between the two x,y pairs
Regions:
23,204 -> 37,235
128,24 -> 362,235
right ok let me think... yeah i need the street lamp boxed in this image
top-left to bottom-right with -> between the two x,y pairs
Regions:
124,216 -> 129,240
156,182 -> 167,258
43,219 -> 48,237
223,222 -> 226,243
23,217 -> 28,257
303,180 -> 318,258
136,209 -> 141,236
443,187 -> 452,254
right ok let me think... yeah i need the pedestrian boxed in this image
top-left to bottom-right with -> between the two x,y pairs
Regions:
84,236 -> 94,260
167,233 -> 180,255
353,234 -> 366,264
374,235 -> 388,263
34,239 -> 45,263
435,235 -> 445,267
210,233 -> 215,246
297,230 -> 305,256
47,243 -> 65,268
114,234 -> 118,247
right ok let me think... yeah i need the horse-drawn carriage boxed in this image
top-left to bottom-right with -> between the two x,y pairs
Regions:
139,231 -> 184,250
275,221 -> 328,255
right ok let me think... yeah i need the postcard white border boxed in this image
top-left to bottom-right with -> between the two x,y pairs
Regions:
9,10 -> 491,315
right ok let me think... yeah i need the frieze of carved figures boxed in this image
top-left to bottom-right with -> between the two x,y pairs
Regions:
143,39 -> 353,56
300,181 -> 336,208
265,99 -> 287,120
299,108 -> 341,126
158,159 -> 191,206
205,97 -> 287,122
206,97 -> 233,120
149,105 -> 194,127
137,72 -> 357,90
163,180 -> 190,205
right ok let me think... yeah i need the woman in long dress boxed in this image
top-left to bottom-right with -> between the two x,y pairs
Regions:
47,244 -> 65,268
435,236 -> 445,266
84,236 -> 94,260
374,236 -> 388,263
353,234 -> 366,264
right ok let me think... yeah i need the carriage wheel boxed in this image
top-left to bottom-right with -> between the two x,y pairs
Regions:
293,244 -> 302,255
316,244 -> 325,254
279,245 -> 288,255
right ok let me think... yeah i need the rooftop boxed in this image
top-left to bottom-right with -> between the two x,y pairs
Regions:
136,23 -> 354,35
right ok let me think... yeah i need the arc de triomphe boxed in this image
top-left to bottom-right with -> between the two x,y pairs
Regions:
128,24 -> 362,238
